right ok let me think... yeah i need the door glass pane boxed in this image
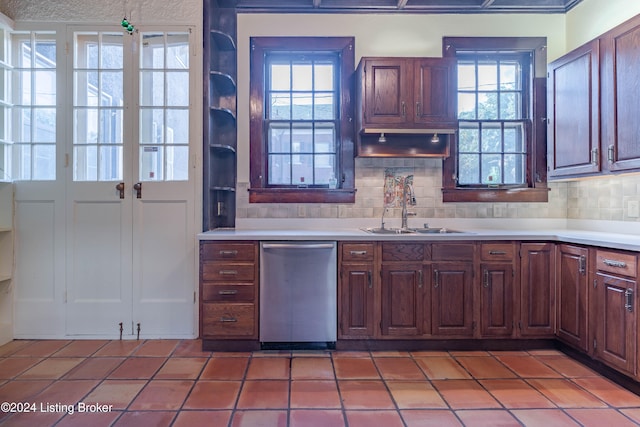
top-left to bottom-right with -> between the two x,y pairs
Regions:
73,32 -> 123,181
139,32 -> 190,182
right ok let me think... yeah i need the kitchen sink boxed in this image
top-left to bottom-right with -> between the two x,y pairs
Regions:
362,227 -> 416,234
362,227 -> 465,234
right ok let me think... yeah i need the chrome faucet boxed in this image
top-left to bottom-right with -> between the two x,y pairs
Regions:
401,180 -> 416,230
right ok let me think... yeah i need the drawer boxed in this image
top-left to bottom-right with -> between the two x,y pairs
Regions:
432,243 -> 475,261
201,242 -> 256,262
202,303 -> 256,337
202,283 -> 255,302
202,262 -> 256,281
342,243 -> 375,261
596,250 -> 637,278
480,243 -> 515,261
382,243 -> 425,261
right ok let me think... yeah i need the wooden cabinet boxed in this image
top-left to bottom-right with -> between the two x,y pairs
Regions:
519,243 -> 556,337
430,243 -> 475,337
355,57 -> 456,157
339,243 -> 376,338
556,244 -> 589,351
549,13 -> 640,179
547,40 -> 600,178
203,1 -> 237,229
592,249 -> 637,376
479,243 -> 516,337
380,243 -> 429,337
200,241 -> 259,343
600,17 -> 640,172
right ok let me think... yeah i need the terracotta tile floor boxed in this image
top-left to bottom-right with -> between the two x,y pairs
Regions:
0,340 -> 639,426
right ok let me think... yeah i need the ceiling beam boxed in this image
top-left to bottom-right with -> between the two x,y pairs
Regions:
397,0 -> 409,9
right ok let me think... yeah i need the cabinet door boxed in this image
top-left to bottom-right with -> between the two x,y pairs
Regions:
413,58 -> 456,127
480,262 -> 514,337
431,262 -> 474,336
601,18 -> 640,172
362,59 -> 412,125
519,243 -> 556,337
547,40 -> 600,178
594,273 -> 636,376
339,264 -> 375,338
380,264 -> 426,336
556,245 -> 589,351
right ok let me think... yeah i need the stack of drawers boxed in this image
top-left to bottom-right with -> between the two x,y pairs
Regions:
200,241 -> 259,340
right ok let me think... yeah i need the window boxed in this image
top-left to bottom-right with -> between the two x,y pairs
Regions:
11,31 -> 57,181
442,37 -> 548,203
249,37 -> 355,203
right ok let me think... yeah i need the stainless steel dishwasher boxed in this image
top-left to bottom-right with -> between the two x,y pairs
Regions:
260,241 -> 337,349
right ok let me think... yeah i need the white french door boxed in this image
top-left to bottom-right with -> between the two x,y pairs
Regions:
65,27 -> 196,338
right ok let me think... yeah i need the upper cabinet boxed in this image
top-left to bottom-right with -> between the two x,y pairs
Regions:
547,40 -> 600,178
548,13 -> 640,179
600,17 -> 640,172
355,57 -> 456,157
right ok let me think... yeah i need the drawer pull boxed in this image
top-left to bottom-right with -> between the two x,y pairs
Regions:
219,250 -> 238,256
603,259 -> 627,269
218,290 -> 238,295
219,270 -> 238,276
350,250 -> 368,256
489,250 -> 506,255
220,317 -> 238,323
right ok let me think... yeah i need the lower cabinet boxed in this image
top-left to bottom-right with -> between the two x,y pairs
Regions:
431,243 -> 475,337
479,242 -> 516,337
338,243 -> 376,338
519,242 -> 556,337
556,244 -> 589,351
592,249 -> 638,376
200,241 -> 259,343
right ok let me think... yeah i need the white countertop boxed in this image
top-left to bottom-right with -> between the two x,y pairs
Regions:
197,219 -> 640,252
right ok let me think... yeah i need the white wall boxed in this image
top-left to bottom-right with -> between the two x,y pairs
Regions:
0,0 -> 200,24
566,0 -> 640,50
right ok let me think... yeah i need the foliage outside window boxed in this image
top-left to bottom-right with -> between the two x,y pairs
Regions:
249,37 -> 355,203
442,37 -> 548,203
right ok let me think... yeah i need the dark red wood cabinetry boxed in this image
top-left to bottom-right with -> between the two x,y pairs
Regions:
338,243 -> 376,339
548,13 -> 640,178
519,243 -> 556,337
556,244 -> 589,351
479,243 -> 516,337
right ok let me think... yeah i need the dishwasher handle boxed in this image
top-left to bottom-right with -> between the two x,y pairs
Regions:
262,243 -> 335,250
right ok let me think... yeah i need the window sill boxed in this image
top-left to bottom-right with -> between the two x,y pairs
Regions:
248,188 -> 356,204
442,186 -> 549,203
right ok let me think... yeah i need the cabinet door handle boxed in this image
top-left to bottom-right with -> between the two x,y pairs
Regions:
578,255 -> 586,275
418,269 -> 423,288
367,270 -> 372,289
608,145 -> 615,163
218,290 -> 238,295
416,101 -> 420,117
220,317 -> 238,323
219,270 -> 238,276
483,269 -> 489,288
489,250 -> 506,255
603,259 -> 627,269
402,101 -> 406,117
434,269 -> 439,288
350,250 -> 368,256
219,250 -> 238,256
591,147 -> 599,166
625,288 -> 634,313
